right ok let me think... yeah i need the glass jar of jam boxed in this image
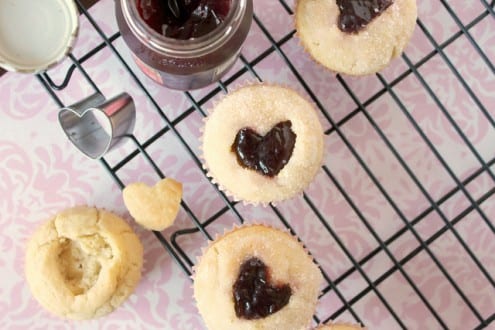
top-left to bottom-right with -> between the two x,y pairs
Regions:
115,0 -> 253,90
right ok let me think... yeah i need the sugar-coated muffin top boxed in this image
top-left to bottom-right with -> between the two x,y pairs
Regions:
194,224 -> 324,330
295,0 -> 417,75
202,83 -> 324,205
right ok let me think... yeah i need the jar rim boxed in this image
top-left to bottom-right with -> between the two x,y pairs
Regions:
121,0 -> 244,57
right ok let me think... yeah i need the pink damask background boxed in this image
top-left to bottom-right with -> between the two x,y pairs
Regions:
0,0 -> 494,329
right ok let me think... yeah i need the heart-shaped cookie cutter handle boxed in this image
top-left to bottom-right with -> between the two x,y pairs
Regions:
58,92 -> 136,159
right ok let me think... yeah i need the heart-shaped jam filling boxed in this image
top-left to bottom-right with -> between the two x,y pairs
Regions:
233,257 -> 292,319
231,120 -> 296,177
136,0 -> 230,39
336,0 -> 393,33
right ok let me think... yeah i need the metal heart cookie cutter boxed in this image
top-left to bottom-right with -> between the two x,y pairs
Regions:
58,92 -> 136,159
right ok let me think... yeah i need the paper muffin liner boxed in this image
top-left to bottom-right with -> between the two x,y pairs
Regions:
199,82 -> 325,207
313,321 -> 366,330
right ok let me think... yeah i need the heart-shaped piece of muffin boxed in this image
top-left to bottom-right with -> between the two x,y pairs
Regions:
122,178 -> 182,231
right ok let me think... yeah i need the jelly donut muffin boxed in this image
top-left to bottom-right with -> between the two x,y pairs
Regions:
193,224 -> 323,330
202,84 -> 324,205
25,206 -> 143,320
296,0 -> 417,75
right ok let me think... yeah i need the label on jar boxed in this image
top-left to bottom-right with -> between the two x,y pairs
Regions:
132,54 -> 164,85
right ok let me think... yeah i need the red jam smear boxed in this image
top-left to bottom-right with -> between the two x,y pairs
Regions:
336,0 -> 393,33
231,120 -> 296,177
233,257 -> 292,319
136,0 -> 231,39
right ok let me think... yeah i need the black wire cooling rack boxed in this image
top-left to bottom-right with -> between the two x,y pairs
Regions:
37,0 -> 494,329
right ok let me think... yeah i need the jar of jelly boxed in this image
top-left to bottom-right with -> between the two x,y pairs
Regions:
115,0 -> 253,90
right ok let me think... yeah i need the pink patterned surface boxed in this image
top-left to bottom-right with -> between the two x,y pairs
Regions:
0,0 -> 494,329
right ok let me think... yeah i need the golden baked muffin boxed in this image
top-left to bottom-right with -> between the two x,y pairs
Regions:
202,84 -> 324,205
296,0 -> 417,75
25,206 -> 143,320
193,225 -> 324,330
315,322 -> 365,330
123,177 -> 183,231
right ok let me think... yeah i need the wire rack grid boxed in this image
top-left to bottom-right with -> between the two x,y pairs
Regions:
37,0 -> 494,329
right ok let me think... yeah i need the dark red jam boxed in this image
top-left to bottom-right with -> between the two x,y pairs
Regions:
233,257 -> 292,319
136,0 -> 231,39
231,120 -> 296,177
336,0 -> 393,33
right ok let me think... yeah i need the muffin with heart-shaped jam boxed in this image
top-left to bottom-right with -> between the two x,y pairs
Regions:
201,83 -> 324,205
295,0 -> 417,75
193,224 -> 323,330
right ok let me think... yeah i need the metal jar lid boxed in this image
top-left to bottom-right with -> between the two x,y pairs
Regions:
0,0 -> 79,73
